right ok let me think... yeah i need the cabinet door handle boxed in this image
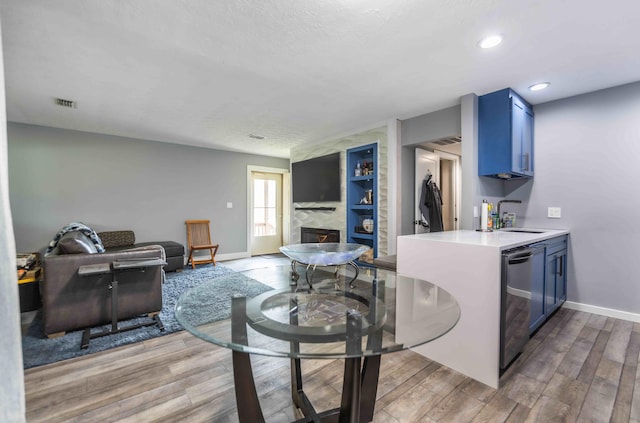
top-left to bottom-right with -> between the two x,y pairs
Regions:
558,256 -> 563,277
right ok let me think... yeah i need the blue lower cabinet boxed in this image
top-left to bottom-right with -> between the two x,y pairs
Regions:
529,235 -> 568,334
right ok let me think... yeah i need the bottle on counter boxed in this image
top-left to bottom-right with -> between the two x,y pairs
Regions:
480,199 -> 489,231
487,203 -> 494,230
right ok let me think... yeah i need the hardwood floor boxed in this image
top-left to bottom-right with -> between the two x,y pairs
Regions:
23,306 -> 640,422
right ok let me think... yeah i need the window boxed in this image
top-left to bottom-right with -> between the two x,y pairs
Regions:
253,179 -> 277,236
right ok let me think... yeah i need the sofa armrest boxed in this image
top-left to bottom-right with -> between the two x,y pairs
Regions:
42,245 -> 164,336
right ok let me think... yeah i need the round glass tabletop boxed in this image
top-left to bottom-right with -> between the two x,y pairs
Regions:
175,265 -> 460,359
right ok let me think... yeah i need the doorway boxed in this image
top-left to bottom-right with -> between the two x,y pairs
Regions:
414,148 -> 460,234
247,167 -> 290,256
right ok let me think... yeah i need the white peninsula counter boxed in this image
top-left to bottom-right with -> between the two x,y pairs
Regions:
397,229 -> 569,388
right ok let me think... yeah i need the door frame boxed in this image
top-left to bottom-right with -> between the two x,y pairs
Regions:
246,166 -> 290,256
414,148 -> 461,233
434,149 -> 461,231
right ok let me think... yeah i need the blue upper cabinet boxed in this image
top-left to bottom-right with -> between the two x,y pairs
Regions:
479,88 -> 534,179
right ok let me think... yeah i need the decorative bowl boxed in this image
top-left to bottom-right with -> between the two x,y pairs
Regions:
279,243 -> 370,266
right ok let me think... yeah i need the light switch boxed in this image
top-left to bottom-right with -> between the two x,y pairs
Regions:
227,202 -> 233,209
548,207 -> 561,218
473,206 -> 479,218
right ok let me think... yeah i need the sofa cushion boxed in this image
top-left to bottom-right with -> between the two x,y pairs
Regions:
57,231 -> 98,254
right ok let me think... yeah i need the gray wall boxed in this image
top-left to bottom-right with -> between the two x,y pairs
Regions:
8,123 -> 289,256
518,81 -> 640,313
470,81 -> 640,314
401,105 -> 461,146
405,83 -> 640,315
399,105 -> 461,234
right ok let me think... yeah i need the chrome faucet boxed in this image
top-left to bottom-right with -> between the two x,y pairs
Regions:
497,200 -> 522,227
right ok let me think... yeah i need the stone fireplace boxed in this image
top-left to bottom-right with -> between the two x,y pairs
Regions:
301,227 -> 340,244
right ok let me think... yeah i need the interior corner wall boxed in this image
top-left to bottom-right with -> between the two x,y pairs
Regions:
7,123 -> 289,256
289,126 -> 389,256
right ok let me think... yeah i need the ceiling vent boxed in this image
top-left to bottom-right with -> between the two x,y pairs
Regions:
431,135 -> 461,146
55,98 -> 77,108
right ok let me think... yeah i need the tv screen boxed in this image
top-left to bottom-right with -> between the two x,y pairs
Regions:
292,152 -> 341,202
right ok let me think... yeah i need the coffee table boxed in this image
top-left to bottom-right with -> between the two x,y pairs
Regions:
176,265 -> 459,423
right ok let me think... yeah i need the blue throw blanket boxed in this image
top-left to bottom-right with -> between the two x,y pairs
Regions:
45,222 -> 105,255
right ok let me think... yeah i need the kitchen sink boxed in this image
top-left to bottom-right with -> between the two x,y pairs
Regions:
500,228 -> 545,234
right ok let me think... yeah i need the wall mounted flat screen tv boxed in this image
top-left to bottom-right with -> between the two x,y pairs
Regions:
292,152 -> 341,202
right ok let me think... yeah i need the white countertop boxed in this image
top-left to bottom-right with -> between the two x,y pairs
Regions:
399,228 -> 569,250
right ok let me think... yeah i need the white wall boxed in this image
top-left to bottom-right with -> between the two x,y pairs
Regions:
0,20 -> 26,422
8,123 -> 289,256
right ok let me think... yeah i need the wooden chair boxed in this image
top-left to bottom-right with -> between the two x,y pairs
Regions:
185,220 -> 219,269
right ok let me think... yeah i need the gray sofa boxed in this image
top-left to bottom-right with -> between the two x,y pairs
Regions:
42,230 -> 165,337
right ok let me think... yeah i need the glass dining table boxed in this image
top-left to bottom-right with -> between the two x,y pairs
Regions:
176,264 -> 460,423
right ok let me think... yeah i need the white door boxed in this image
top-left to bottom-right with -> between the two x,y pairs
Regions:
415,149 -> 440,234
250,172 -> 283,255
437,150 -> 461,231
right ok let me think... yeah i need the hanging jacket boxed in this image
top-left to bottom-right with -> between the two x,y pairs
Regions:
419,176 -> 444,232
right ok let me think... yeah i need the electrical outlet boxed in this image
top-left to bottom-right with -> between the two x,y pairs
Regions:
548,207 -> 561,218
473,206 -> 479,218
227,202 -> 233,209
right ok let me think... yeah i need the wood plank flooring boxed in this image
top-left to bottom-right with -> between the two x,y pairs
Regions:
24,307 -> 640,422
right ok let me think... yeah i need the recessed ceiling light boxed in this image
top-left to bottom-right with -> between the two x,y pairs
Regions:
529,82 -> 550,91
249,134 -> 266,140
478,35 -> 502,49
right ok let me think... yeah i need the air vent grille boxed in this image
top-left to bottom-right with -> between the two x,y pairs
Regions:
55,98 -> 76,108
431,135 -> 461,146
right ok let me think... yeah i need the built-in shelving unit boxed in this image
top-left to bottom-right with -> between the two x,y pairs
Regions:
346,143 -> 377,265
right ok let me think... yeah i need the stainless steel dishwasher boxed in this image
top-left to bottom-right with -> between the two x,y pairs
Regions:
500,246 -> 533,369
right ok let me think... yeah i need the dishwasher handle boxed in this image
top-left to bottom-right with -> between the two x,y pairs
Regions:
504,248 -> 533,264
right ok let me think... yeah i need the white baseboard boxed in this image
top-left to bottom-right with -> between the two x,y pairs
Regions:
563,301 -> 640,323
216,251 -> 251,262
182,251 -> 250,265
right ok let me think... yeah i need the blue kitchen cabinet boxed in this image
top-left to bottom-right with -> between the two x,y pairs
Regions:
479,88 -> 534,179
346,143 -> 377,265
529,235 -> 568,334
545,236 -> 568,316
529,243 -> 546,333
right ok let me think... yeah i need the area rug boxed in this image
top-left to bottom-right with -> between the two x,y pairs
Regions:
22,265 -> 273,369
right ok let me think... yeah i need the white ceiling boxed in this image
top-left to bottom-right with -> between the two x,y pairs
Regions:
1,1 -> 639,158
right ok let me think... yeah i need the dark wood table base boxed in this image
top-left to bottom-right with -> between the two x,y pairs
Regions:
231,289 -> 383,423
